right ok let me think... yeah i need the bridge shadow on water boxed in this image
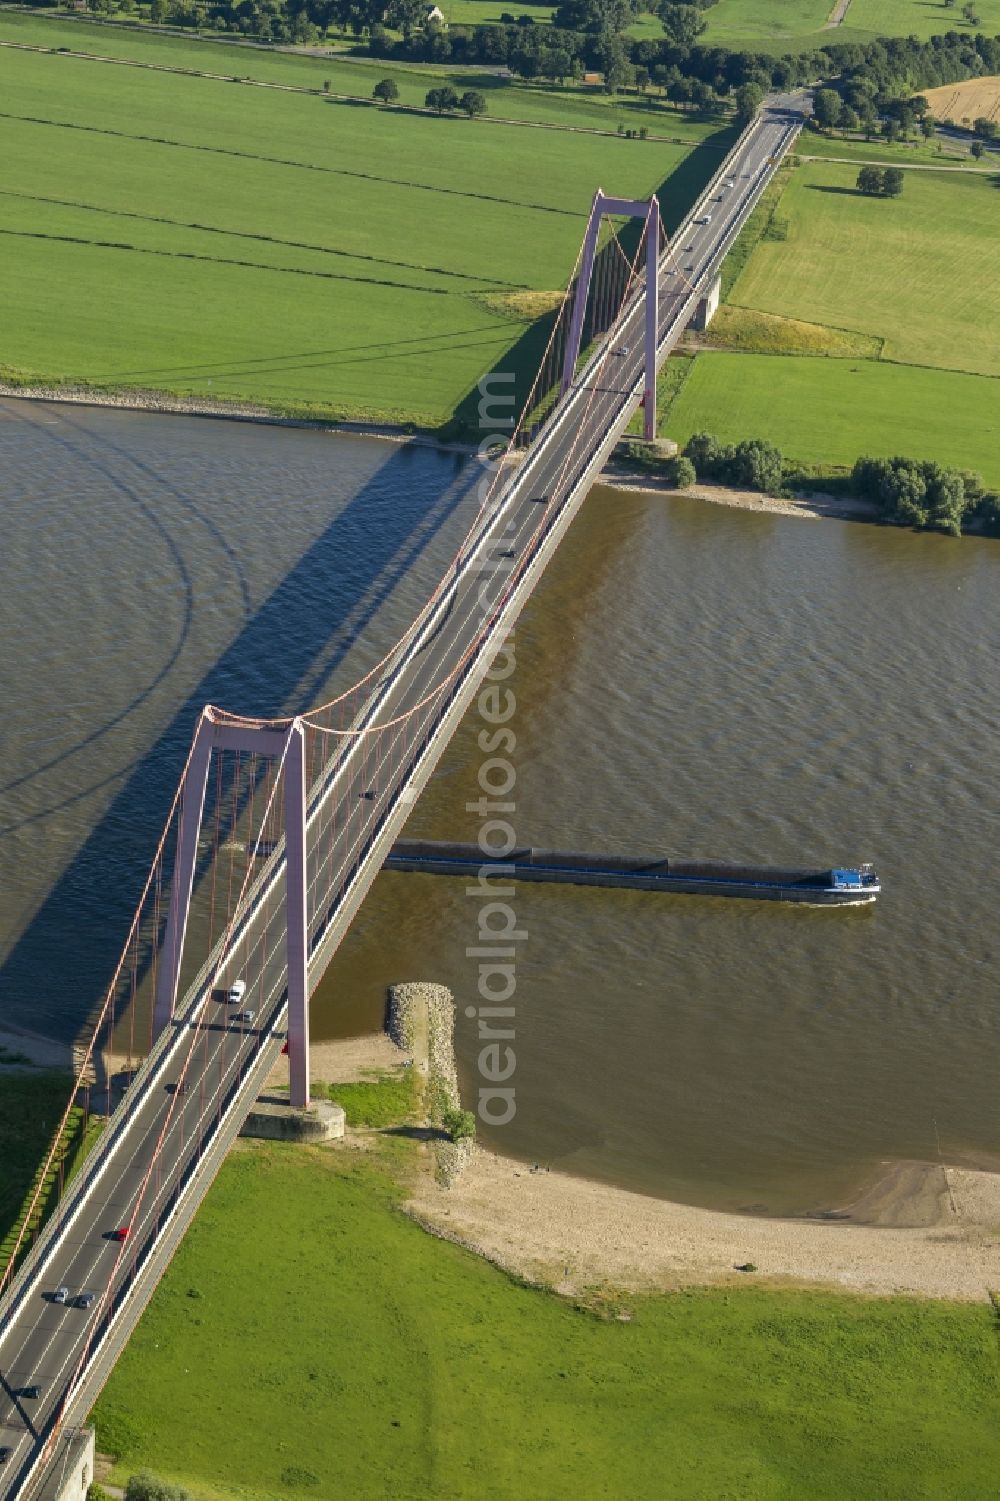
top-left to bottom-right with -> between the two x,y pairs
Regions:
0,415 -> 477,1051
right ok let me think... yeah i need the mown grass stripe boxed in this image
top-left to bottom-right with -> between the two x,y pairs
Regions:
0,109 -> 583,218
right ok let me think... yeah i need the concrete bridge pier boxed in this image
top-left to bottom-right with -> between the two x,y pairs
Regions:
689,272 -> 721,332
34,1428 -> 93,1501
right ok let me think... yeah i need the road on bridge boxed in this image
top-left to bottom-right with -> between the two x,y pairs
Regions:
0,93 -> 806,1500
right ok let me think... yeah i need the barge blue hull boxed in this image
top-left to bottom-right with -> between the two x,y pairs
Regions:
384,842 -> 880,905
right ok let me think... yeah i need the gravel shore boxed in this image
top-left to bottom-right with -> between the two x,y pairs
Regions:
407,1147 -> 1000,1302
599,468 -> 880,523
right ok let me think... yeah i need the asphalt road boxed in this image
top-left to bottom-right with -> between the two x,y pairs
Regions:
0,93 -> 806,1500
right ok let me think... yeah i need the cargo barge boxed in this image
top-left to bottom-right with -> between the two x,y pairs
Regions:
383,841 -> 880,905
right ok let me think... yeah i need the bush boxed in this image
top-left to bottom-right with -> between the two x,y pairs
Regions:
442,1107 -> 476,1143
851,454 -> 967,534
124,1473 -> 191,1501
667,455 -> 696,489
683,432 -> 783,495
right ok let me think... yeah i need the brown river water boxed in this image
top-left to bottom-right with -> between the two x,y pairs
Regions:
1,398 -> 997,1215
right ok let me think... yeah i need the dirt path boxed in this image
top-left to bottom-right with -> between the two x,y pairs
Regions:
822,0 -> 852,29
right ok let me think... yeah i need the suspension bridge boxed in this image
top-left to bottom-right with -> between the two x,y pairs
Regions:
0,92 -> 806,1501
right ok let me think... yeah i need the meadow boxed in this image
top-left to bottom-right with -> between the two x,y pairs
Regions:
846,0 -> 1000,41
93,1137 -> 1000,1501
0,12 -> 722,137
0,1072 -> 77,1259
701,0 -> 1000,47
0,35 -> 719,426
729,160 -> 1000,376
665,352 -> 1000,481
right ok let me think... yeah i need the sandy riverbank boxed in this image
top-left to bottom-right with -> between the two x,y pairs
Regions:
599,466 -> 880,523
407,1146 -> 1000,1302
0,1026 -> 76,1071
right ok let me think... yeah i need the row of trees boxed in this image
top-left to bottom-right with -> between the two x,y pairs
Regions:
851,455 -> 998,535
665,433 -> 998,535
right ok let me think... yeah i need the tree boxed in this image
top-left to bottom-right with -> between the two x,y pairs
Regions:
442,1107 -> 476,1142
882,166 -> 904,195
597,29 -> 632,93
372,77 -> 399,104
125,1475 -> 191,1501
839,105 -> 860,134
856,164 -> 885,194
974,116 -> 999,139
970,139 -> 985,158
386,0 -> 425,36
544,46 -> 573,82
668,455 -> 697,489
425,85 -> 459,112
734,81 -> 764,124
459,89 -> 487,117
730,437 -> 783,494
657,1 -> 706,46
813,87 -> 843,131
684,431 -> 723,475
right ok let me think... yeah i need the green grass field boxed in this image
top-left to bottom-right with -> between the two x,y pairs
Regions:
848,0 -> 1000,39
0,34 -> 722,425
0,12 -> 722,137
665,353 -> 1000,482
702,0 -> 834,45
799,130 -> 983,165
93,1139 -> 1000,1501
0,1073 -> 73,1250
730,160 -> 1000,376
702,0 -> 1000,47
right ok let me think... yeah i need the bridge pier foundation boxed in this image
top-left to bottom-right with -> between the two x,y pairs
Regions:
689,272 -> 722,332
34,1427 -> 94,1501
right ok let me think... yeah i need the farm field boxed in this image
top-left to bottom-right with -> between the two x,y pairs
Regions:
0,39 -> 715,426
702,0 -> 1000,45
847,0 -> 1000,40
923,73 -> 1000,126
0,12 -> 722,139
93,1138 -> 1000,1501
701,0 -> 835,45
730,160 -> 1000,376
665,353 -> 1000,483
798,129 -> 980,164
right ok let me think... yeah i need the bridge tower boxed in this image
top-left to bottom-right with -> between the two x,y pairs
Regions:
152,709 -> 311,1109
560,191 -> 662,441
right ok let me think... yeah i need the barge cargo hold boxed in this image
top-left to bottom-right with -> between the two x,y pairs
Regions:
383,841 -> 881,905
